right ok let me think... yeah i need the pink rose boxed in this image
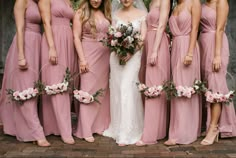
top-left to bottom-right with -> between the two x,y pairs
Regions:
111,40 -> 118,46
138,83 -> 147,91
82,95 -> 92,104
114,32 -> 122,38
33,89 -> 39,94
19,93 -> 26,100
13,91 -> 20,97
73,90 -> 79,95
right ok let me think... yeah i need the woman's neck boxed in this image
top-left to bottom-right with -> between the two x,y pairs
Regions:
122,4 -> 135,12
177,0 -> 184,4
91,8 -> 100,13
206,0 -> 217,4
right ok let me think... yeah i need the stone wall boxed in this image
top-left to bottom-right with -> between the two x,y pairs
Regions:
226,0 -> 236,104
0,0 -> 15,73
227,0 -> 236,85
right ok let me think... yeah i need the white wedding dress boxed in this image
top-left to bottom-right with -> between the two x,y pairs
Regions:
103,15 -> 145,144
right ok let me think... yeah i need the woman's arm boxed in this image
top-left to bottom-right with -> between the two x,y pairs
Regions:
73,10 -> 89,73
39,0 -> 57,65
14,0 -> 28,69
213,0 -> 229,72
140,14 -> 147,43
183,0 -> 201,66
149,0 -> 170,66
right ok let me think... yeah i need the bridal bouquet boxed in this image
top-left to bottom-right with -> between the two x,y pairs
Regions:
100,22 -> 141,65
73,89 -> 104,104
205,90 -> 235,105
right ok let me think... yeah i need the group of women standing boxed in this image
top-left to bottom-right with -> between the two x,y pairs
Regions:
0,0 -> 236,148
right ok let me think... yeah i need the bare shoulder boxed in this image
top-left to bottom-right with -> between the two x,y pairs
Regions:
217,0 -> 229,7
76,9 -> 83,15
14,0 -> 27,10
15,0 -> 27,6
134,8 -> 147,17
185,0 -> 200,12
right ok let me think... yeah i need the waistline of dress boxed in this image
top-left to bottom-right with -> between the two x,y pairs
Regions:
200,30 -> 216,34
51,17 -> 70,26
25,23 -> 41,33
173,34 -> 190,38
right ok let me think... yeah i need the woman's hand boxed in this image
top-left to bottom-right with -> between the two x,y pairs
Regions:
212,56 -> 221,72
148,52 -> 158,66
18,58 -> 28,70
183,54 -> 193,66
121,53 -> 133,63
49,47 -> 58,65
79,60 -> 89,74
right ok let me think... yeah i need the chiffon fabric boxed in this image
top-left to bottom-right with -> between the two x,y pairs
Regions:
199,4 -> 236,137
167,8 -> 201,144
73,20 -> 111,139
40,0 -> 76,140
0,0 -> 45,142
140,7 -> 170,144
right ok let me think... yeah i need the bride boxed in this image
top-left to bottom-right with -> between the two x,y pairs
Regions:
103,0 -> 147,146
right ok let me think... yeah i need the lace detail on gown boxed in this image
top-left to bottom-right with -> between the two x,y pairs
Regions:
103,17 -> 145,144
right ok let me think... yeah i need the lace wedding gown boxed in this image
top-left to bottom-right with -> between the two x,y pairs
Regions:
103,15 -> 145,144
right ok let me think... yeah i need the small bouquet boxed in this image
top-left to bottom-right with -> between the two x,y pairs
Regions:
175,80 -> 206,98
136,83 -> 164,98
6,87 -> 39,104
205,90 -> 235,105
100,23 -> 141,65
175,86 -> 195,98
73,89 -> 104,104
162,80 -> 206,99
45,82 -> 69,95
43,68 -> 72,95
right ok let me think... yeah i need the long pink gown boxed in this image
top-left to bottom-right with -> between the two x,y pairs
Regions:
0,0 -> 46,142
199,4 -> 236,137
168,8 -> 201,144
140,7 -> 170,144
73,20 -> 110,139
40,0 -> 76,140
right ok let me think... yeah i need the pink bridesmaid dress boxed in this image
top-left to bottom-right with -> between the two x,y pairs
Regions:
73,19 -> 110,139
199,4 -> 236,137
40,0 -> 76,140
0,0 -> 46,141
140,7 -> 170,144
167,8 -> 201,144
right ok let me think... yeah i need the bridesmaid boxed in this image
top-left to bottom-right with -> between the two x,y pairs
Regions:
136,0 -> 171,146
73,0 -> 111,142
0,0 -> 50,146
39,0 -> 76,144
164,0 -> 201,145
199,0 -> 236,145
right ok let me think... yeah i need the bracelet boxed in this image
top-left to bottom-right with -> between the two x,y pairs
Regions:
187,54 -> 193,57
